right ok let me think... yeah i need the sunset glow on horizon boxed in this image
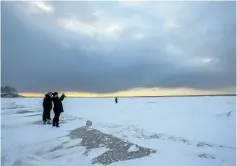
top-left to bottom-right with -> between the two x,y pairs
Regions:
19,87 -> 236,97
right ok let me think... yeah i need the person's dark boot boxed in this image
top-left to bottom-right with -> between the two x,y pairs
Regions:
52,122 -> 56,127
56,123 -> 59,127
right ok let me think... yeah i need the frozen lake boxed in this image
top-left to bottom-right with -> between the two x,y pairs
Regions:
1,96 -> 236,166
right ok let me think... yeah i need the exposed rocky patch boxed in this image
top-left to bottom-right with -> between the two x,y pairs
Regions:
69,127 -> 156,165
198,153 -> 216,159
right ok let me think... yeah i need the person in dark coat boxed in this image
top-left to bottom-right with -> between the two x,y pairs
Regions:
42,92 -> 53,124
52,92 -> 66,127
115,97 -> 118,104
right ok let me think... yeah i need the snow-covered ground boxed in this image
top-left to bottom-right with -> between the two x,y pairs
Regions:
1,96 -> 236,166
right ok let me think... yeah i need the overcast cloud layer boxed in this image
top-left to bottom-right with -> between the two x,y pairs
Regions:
2,1 -> 236,93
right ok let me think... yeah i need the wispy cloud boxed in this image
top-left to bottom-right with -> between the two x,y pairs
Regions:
28,1 -> 54,14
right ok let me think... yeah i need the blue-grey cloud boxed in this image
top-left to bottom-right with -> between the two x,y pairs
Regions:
1,1 -> 236,93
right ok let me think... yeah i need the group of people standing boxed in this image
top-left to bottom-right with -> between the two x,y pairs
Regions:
42,92 -> 66,127
42,93 -> 118,127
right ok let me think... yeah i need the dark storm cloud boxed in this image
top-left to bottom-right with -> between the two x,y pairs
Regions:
1,1 -> 236,93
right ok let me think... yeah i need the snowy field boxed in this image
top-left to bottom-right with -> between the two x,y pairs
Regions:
1,96 -> 236,166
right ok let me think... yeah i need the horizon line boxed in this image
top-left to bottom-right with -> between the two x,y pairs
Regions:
20,94 -> 236,98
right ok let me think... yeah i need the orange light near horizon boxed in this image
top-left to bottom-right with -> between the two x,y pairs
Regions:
19,93 -> 45,97
19,87 -> 235,98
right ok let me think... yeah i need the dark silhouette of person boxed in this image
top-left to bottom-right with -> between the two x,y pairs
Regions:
42,92 -> 53,124
52,92 -> 66,127
115,97 -> 118,104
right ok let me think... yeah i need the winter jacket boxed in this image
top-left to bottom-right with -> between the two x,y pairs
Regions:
52,94 -> 65,113
43,94 -> 53,110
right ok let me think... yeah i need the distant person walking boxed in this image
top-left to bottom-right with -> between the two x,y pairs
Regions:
52,92 -> 66,127
115,97 -> 118,104
42,92 -> 53,124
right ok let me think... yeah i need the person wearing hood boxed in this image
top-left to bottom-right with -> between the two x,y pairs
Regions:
52,92 -> 66,127
42,92 -> 53,124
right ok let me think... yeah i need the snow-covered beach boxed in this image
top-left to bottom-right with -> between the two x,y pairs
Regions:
1,96 -> 236,166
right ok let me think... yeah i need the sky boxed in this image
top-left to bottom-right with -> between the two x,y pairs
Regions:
1,1 -> 236,97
